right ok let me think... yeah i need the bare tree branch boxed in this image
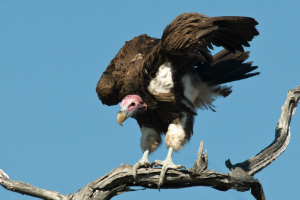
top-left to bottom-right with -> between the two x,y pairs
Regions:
1,85 -> 299,200
226,85 -> 300,175
0,170 -> 68,200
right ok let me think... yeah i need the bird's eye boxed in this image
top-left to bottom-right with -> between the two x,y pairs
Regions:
130,102 -> 136,107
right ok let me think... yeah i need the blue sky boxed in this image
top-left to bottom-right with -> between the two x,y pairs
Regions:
1,1 -> 299,200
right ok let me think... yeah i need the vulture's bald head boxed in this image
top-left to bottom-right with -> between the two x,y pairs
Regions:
117,95 -> 147,126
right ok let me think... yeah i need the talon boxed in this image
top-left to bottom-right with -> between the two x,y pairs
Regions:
151,160 -> 161,168
153,159 -> 186,190
133,155 -> 150,180
133,163 -> 141,180
178,165 -> 186,169
153,147 -> 186,190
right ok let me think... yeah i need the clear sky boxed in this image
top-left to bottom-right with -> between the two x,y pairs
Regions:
1,1 -> 299,200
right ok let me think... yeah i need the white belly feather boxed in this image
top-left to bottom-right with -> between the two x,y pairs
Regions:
148,62 -> 220,110
147,62 -> 174,95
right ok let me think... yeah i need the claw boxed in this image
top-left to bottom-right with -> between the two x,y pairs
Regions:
158,165 -> 168,191
133,163 -> 140,180
151,160 -> 159,167
178,165 -> 186,170
151,158 -> 185,190
133,159 -> 150,180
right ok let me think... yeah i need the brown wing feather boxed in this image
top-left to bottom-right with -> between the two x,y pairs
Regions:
96,34 -> 160,106
97,13 -> 259,105
161,13 -> 259,57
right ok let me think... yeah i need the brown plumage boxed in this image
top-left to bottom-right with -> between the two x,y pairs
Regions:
96,13 -> 259,189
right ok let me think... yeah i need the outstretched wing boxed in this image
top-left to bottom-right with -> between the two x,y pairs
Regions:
96,34 -> 160,106
161,13 -> 259,62
195,49 -> 259,86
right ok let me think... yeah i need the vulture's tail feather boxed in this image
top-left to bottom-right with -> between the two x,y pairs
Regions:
195,49 -> 259,85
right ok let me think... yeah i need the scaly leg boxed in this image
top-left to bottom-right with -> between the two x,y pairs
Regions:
133,148 -> 150,179
133,126 -> 161,179
151,147 -> 185,190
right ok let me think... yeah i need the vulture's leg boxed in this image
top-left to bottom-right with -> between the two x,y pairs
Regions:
151,147 -> 185,190
133,126 -> 161,179
133,148 -> 150,179
151,113 -> 192,190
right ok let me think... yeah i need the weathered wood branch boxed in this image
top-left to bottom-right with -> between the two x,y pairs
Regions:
1,86 -> 299,200
0,170 -> 68,200
226,85 -> 300,175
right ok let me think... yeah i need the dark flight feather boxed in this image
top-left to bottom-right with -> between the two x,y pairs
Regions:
161,13 -> 258,55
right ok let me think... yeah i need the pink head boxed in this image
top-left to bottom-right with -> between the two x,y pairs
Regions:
117,95 -> 147,126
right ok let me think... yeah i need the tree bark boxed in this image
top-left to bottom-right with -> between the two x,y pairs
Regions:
1,86 -> 299,200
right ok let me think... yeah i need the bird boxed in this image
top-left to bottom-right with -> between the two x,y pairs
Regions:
96,13 -> 259,189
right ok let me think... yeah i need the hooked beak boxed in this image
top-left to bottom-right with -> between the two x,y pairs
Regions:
117,109 -> 129,126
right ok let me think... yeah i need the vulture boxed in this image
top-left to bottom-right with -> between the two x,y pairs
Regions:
96,13 -> 259,188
